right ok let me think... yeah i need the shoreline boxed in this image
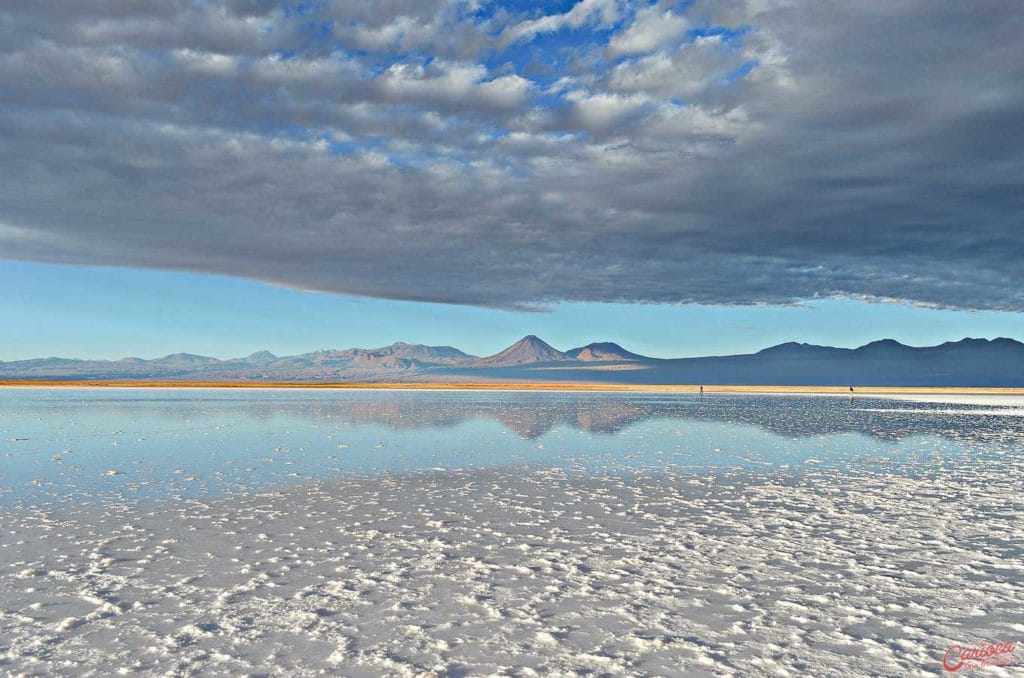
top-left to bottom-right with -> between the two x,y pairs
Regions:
1,380 -> 1024,394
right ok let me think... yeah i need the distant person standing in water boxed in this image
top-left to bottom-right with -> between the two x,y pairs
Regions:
699,385 -> 704,396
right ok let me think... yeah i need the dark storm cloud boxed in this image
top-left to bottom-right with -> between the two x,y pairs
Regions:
0,0 -> 1022,310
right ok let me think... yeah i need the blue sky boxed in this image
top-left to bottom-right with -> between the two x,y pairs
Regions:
1,1 -> 1021,359
3,260 -> 1023,361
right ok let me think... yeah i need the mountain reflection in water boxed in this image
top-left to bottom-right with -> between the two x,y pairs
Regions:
6,390 -> 1022,443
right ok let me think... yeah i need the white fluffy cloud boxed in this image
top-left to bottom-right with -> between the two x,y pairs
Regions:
500,0 -> 620,45
606,4 -> 689,57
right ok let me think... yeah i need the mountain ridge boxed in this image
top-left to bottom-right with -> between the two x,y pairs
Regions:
566,342 -> 648,362
1,336 -> 1022,386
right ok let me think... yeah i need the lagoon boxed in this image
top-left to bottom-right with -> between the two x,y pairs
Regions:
1,389 -> 1021,676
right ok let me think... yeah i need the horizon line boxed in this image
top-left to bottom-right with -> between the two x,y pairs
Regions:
1,334 -> 1020,364
2,381 -> 1024,395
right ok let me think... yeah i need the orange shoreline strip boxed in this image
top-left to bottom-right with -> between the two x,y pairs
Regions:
0,381 -> 1022,394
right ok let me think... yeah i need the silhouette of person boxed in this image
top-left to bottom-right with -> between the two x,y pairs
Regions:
699,385 -> 704,396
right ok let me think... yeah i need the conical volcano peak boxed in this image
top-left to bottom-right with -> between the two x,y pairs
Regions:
475,335 -> 569,366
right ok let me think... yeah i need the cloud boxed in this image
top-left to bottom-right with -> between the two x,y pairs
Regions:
0,1 -> 1022,311
606,4 -> 689,57
608,35 -> 748,100
500,0 -> 620,46
562,90 -> 653,134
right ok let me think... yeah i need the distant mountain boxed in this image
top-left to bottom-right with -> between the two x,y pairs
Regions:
148,353 -> 223,368
475,335 -> 569,366
640,337 -> 1024,387
2,336 -> 1023,386
244,342 -> 476,373
357,342 -> 474,367
566,342 -> 648,362
755,342 -> 845,358
448,337 -> 1024,386
235,350 -> 279,365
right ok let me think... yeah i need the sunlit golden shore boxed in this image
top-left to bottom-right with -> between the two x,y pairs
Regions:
1,381 -> 1023,394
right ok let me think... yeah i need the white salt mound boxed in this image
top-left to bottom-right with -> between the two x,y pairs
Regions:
0,463 -> 1020,677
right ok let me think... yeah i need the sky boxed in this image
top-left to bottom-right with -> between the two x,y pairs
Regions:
1,1 -> 1022,360
5,260 -> 1024,361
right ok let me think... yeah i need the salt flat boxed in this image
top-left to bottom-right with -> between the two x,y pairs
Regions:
0,390 -> 1021,676
2,464 -> 1022,676
860,393 -> 1024,408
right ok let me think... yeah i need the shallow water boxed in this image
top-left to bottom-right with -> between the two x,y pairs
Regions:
2,388 -> 1021,506
1,389 -> 1022,676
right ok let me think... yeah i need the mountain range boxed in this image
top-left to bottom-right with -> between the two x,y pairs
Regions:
2,335 -> 1023,386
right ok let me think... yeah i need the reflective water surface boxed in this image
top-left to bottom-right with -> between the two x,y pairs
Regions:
2,389 -> 1023,676
2,388 -> 1022,505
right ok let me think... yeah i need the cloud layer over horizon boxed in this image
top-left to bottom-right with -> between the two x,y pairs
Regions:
1,1 -> 1022,310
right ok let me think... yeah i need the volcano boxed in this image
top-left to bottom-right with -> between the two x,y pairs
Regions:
474,335 -> 570,366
